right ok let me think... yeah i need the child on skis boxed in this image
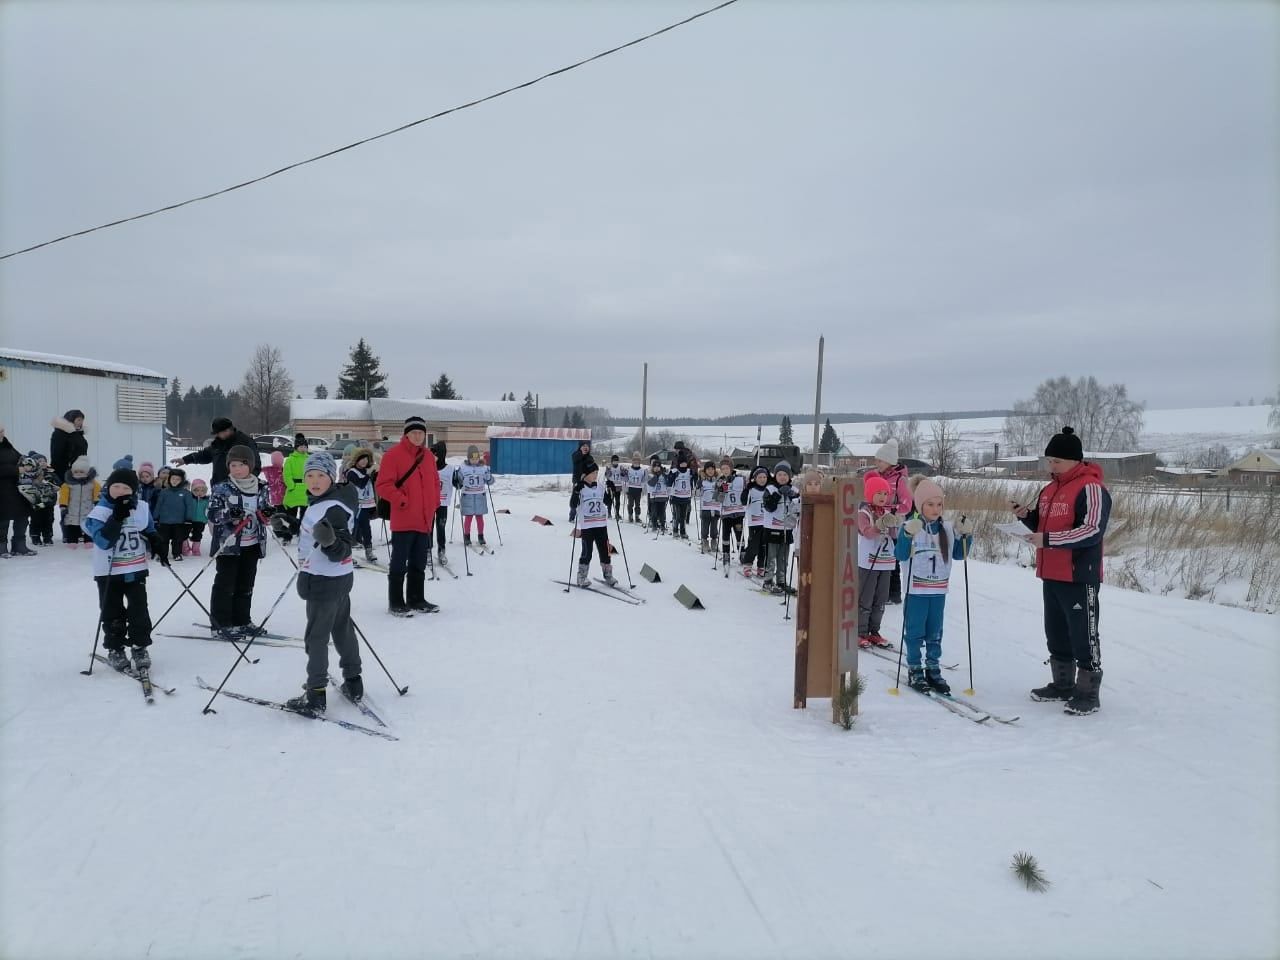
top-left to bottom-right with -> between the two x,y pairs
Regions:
667,454 -> 695,539
207,445 -> 270,639
275,451 -> 362,717
262,450 -> 286,508
458,445 -> 494,548
893,475 -> 973,694
716,458 -> 746,565
761,460 -> 800,593
83,459 -> 168,675
740,466 -> 771,577
645,459 -> 670,532
698,461 -> 720,552
25,453 -> 59,545
58,455 -> 100,546
188,478 -> 209,556
152,465 -> 196,562
856,473 -> 901,647
432,441 -> 457,567
343,446 -> 380,564
605,455 -> 624,520
570,459 -> 618,588
282,435 -> 310,526
625,453 -> 646,523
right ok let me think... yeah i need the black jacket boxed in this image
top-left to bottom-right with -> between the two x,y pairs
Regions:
49,419 -> 89,483
0,436 -> 33,521
571,445 -> 593,485
181,430 -> 261,485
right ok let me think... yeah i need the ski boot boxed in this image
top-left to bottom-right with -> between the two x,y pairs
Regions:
1030,659 -> 1077,702
106,648 -> 131,672
925,669 -> 950,696
576,563 -> 591,588
601,563 -> 619,588
131,646 -> 152,671
285,686 -> 326,715
172,549 -> 183,562
477,534 -> 486,547
858,635 -> 874,649
437,549 -> 448,567
870,633 -> 892,648
741,563 -> 754,578
463,534 -> 472,547
340,675 -> 364,702
907,667 -> 929,693
1064,668 -> 1102,716
755,566 -> 767,580
364,546 -> 378,564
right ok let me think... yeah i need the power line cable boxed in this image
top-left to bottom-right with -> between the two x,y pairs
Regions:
1,0 -> 740,262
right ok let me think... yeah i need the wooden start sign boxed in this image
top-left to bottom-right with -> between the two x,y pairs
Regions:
793,472 -> 865,723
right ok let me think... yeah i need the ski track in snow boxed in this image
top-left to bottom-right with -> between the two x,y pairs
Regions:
0,472 -> 1277,959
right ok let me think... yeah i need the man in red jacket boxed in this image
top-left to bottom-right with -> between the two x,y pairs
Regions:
1013,426 -> 1111,716
375,416 -> 442,616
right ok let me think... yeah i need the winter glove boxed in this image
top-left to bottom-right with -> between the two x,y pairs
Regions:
227,504 -> 246,521
875,512 -> 901,531
271,514 -> 298,538
312,519 -> 336,548
903,518 -> 924,537
953,516 -> 974,535
111,496 -> 135,521
146,533 -> 170,566
762,492 -> 781,511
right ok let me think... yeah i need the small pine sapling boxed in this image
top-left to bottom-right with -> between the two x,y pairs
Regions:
1011,851 -> 1050,892
838,673 -> 868,730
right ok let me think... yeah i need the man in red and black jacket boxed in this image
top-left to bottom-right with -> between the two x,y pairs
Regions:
1013,426 -> 1111,716
375,416 -> 442,617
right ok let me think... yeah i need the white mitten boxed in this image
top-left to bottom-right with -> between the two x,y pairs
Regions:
903,518 -> 923,537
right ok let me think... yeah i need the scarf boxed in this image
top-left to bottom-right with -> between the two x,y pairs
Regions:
231,475 -> 260,496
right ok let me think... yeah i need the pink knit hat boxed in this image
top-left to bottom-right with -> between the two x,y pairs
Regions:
862,474 -> 891,502
138,461 -> 155,475
271,450 -> 284,467
908,474 -> 945,506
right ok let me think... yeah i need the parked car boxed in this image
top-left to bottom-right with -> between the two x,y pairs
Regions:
732,444 -> 804,473
305,437 -> 330,450
253,434 -> 294,453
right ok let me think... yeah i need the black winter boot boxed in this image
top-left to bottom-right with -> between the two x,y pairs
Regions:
1064,667 -> 1102,716
340,675 -> 363,702
406,569 -> 439,613
1030,658 -> 1077,702
285,686 -> 326,715
9,537 -> 36,557
388,572 -> 412,617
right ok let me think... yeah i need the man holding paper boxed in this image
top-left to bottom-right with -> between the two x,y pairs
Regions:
1010,426 -> 1111,716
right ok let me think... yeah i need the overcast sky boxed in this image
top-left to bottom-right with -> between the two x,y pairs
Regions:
1,1 -> 1276,418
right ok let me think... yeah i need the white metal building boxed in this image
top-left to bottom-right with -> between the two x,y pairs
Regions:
0,348 -> 168,471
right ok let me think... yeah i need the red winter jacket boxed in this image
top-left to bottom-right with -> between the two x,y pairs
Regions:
375,436 -> 441,534
1020,461 -> 1112,584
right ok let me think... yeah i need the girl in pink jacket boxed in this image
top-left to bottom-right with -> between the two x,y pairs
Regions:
262,450 -> 286,507
872,438 -> 912,603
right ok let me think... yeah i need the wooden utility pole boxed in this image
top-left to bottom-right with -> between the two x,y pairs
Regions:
640,362 -> 648,457
812,335 -> 825,463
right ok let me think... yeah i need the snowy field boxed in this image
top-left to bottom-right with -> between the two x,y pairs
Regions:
1,474 -> 1277,960
610,404 -> 1277,464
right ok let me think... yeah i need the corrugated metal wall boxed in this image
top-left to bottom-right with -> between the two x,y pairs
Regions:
490,438 -> 578,475
0,365 -> 166,471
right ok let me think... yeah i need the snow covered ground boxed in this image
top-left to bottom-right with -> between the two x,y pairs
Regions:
1,475 -> 1277,959
628,404 -> 1277,464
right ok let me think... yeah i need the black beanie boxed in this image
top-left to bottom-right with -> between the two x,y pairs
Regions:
404,416 -> 427,435
1044,426 -> 1083,461
581,459 -> 599,478
211,416 -> 233,434
294,433 -> 308,447
106,468 -> 139,495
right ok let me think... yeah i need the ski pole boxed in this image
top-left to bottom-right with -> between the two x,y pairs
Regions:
201,569 -> 298,714
162,563 -> 259,666
563,528 -> 579,593
961,525 -> 975,696
80,617 -> 103,676
351,616 -> 409,695
888,546 -> 915,696
461,515 -> 472,577
488,486 -> 504,546
449,488 -> 459,543
150,519 -> 238,630
613,512 -> 635,588
783,551 -> 798,621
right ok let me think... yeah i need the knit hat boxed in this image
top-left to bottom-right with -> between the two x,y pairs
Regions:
720,457 -> 733,467
112,454 -> 134,471
611,454 -> 620,462
294,433 -> 308,448
774,460 -> 793,477
467,445 -> 480,458
137,460 -> 155,475
581,459 -> 599,477
862,474 -> 891,502
752,466 -> 770,481
403,416 -> 427,435
874,438 -> 899,464
168,466 -> 187,484
1044,426 -> 1083,461
631,451 -> 641,459
227,445 -> 255,467
271,450 -> 284,467
908,473 -> 945,507
105,466 -> 139,494
192,478 -> 208,493
304,451 -> 338,480
70,455 -> 91,476
211,416 -> 234,434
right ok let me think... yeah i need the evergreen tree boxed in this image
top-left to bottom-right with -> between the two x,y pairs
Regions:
540,408 -> 548,428
561,410 -> 572,428
337,338 -> 389,399
166,378 -> 183,433
521,391 -> 538,427
779,415 -> 794,446
314,384 -> 329,399
429,373 -> 458,400
819,419 -> 840,454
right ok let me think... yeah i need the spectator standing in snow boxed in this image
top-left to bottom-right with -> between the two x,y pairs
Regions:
49,410 -> 88,484
374,417 -> 442,617
871,439 -> 912,604
569,439 -> 592,521
0,424 -> 37,557
1013,426 -> 1112,716
173,416 -> 260,486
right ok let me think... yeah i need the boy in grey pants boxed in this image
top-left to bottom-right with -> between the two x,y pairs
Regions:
272,451 -> 362,715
